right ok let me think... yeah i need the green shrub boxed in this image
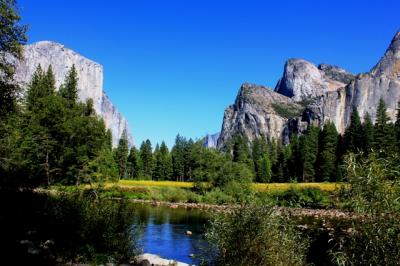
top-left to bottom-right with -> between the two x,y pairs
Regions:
271,187 -> 332,208
205,204 -> 308,266
332,153 -> 400,265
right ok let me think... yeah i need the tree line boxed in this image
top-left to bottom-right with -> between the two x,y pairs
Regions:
114,100 -> 400,183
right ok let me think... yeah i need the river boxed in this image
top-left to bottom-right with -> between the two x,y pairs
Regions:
131,203 -> 210,265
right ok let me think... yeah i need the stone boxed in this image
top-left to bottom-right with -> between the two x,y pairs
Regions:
134,253 -> 190,266
203,132 -> 220,148
13,41 -> 133,147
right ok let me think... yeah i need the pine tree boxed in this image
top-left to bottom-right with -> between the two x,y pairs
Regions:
127,147 -> 142,179
232,134 -> 253,170
59,65 -> 78,105
171,134 -> 186,181
301,126 -> 319,182
344,107 -> 363,153
153,141 -> 172,180
373,98 -> 393,156
140,139 -> 153,179
252,138 -> 268,182
361,113 -> 374,154
0,0 -> 27,119
395,101 -> 400,148
115,131 -> 129,179
317,122 -> 339,182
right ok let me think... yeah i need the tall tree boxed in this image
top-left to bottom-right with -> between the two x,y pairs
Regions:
153,141 -> 172,180
115,131 -> 129,179
317,122 -> 339,182
344,107 -> 363,153
59,64 -> 78,105
127,147 -> 142,179
361,113 -> 374,155
395,101 -> 400,148
301,126 -> 319,182
232,134 -> 253,170
140,139 -> 153,179
373,98 -> 394,156
171,134 -> 186,181
0,0 -> 27,119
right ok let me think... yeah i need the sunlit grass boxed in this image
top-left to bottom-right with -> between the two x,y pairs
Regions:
253,182 -> 345,192
105,180 -> 345,192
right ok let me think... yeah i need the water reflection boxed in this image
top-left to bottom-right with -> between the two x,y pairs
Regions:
132,203 -> 209,265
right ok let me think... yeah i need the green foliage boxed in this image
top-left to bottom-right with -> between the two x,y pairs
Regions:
206,204 -> 308,266
344,107 -> 363,153
115,131 -> 129,179
59,64 -> 78,105
317,122 -> 339,182
373,98 -> 395,156
269,187 -> 332,208
153,141 -> 173,180
127,147 -> 142,179
301,126 -> 319,181
0,0 -> 27,119
271,103 -> 302,119
333,153 -> 400,265
139,139 -> 153,179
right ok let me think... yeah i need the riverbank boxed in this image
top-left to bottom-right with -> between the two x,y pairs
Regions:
125,198 -> 359,220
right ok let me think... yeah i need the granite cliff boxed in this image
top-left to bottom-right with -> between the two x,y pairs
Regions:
217,31 -> 400,148
13,41 -> 133,147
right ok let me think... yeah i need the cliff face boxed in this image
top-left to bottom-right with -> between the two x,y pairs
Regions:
13,41 -> 133,147
203,132 -> 220,148
218,31 -> 400,147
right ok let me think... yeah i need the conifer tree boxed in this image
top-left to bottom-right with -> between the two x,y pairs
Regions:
344,107 -> 363,153
115,131 -> 129,179
153,141 -> 172,180
232,134 -> 253,170
0,0 -> 27,119
301,126 -> 319,182
373,98 -> 394,156
361,113 -> 374,154
127,147 -> 142,179
140,139 -> 153,179
59,65 -> 78,105
171,134 -> 186,181
317,122 -> 339,181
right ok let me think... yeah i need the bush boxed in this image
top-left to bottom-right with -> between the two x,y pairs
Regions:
0,189 -> 138,265
271,187 -> 332,208
205,204 -> 308,266
332,153 -> 400,265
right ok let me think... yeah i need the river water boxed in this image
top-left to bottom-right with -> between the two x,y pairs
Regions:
131,203 -> 210,265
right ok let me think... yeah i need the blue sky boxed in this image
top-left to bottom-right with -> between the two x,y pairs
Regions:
19,0 -> 399,147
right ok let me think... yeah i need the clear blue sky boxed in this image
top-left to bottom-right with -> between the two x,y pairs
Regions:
19,0 -> 399,147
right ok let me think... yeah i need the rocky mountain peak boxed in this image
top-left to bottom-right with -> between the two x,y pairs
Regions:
371,30 -> 400,78
274,58 -> 347,102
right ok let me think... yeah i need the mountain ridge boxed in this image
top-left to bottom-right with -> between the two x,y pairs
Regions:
217,31 -> 400,148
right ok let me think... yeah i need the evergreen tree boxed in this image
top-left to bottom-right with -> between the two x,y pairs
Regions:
59,64 -> 78,106
115,131 -> 129,179
232,134 -> 253,170
127,147 -> 142,179
153,141 -> 172,180
317,122 -> 339,182
395,101 -> 400,148
258,154 -> 272,183
373,98 -> 394,156
252,138 -> 269,182
140,139 -> 153,179
171,134 -> 186,181
344,107 -> 363,153
0,0 -> 27,119
301,126 -> 319,182
361,113 -> 374,154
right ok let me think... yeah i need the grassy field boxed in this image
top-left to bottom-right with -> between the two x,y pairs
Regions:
106,180 -> 344,192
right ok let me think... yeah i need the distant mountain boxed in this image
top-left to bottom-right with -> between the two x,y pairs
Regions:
13,41 -> 133,147
217,31 -> 400,148
203,132 -> 220,148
